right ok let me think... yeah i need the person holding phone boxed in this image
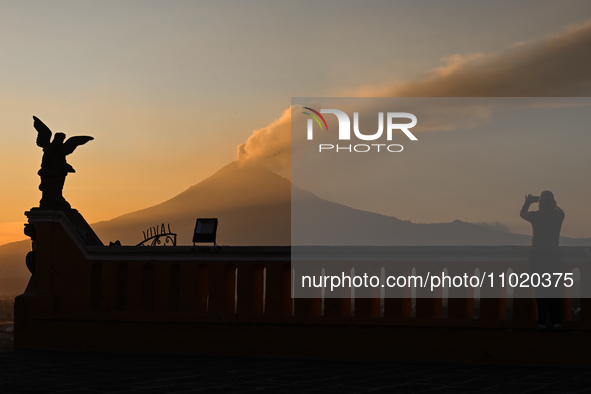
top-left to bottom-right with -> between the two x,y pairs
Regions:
520,191 -> 565,329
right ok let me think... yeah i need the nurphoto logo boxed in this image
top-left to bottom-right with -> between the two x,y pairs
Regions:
302,107 -> 418,153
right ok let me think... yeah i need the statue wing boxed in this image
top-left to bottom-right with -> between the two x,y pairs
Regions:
61,136 -> 94,155
33,116 -> 52,148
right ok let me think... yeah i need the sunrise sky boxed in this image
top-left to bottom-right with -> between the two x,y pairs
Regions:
1,1 -> 591,245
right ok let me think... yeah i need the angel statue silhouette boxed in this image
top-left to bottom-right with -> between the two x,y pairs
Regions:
33,116 -> 94,209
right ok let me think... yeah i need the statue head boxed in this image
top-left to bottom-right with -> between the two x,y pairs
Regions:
53,132 -> 66,143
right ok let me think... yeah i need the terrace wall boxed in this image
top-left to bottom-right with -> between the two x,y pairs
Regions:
14,210 -> 591,364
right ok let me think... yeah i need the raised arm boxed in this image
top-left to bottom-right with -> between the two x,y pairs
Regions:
520,194 -> 534,222
556,205 -> 565,220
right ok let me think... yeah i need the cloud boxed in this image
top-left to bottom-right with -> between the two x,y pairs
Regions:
236,108 -> 291,173
237,19 -> 591,170
376,19 -> 591,97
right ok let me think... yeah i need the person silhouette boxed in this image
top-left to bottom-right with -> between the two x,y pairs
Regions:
520,191 -> 565,329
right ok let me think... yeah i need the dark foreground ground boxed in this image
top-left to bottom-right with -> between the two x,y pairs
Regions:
1,324 -> 591,394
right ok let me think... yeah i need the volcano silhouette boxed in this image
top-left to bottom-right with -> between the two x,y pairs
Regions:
93,161 -> 292,246
2,160 -> 591,295
92,161 -> 588,247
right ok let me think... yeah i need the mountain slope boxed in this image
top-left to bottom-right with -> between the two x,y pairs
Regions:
93,161 -> 590,247
93,161 -> 291,246
0,240 -> 31,295
293,185 -> 544,246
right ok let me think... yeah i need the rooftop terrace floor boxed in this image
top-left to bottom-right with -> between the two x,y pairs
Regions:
1,325 -> 591,394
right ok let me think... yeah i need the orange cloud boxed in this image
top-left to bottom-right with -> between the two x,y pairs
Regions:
236,108 -> 291,174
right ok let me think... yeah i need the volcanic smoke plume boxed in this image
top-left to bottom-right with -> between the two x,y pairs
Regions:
236,19 -> 591,171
